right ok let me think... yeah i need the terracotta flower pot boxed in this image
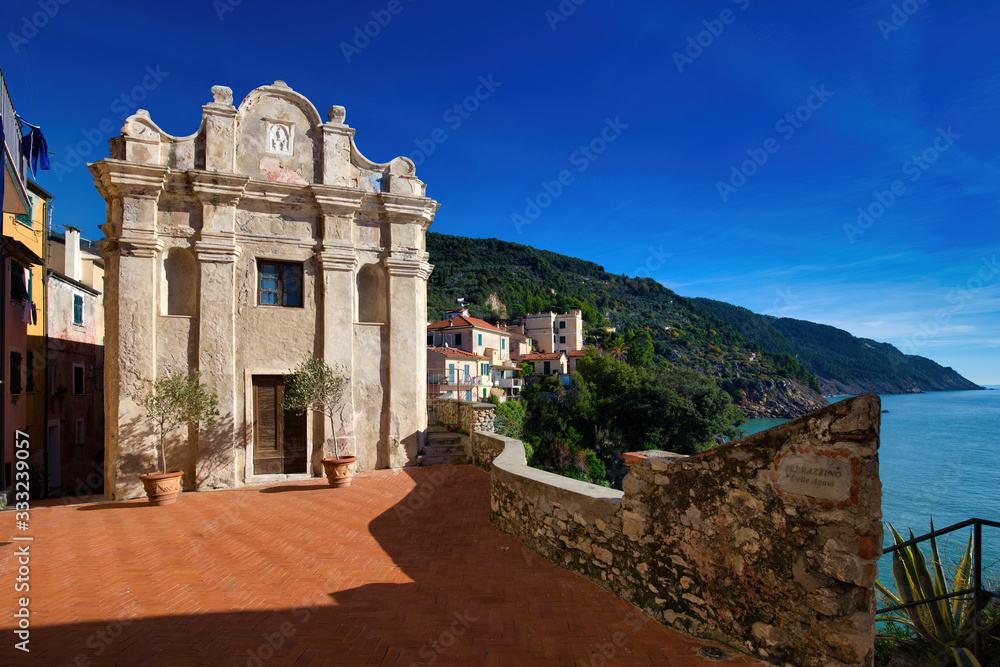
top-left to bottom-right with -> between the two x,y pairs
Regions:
139,470 -> 185,506
321,456 -> 357,488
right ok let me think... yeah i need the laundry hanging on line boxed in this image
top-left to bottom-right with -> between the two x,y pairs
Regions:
17,115 -> 51,177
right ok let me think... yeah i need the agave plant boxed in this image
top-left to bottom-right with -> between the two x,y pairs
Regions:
875,521 -> 980,667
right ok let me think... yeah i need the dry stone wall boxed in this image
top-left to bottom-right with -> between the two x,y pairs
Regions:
475,395 -> 883,666
428,398 -> 494,435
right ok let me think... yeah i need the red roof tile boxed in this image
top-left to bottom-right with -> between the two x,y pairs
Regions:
427,315 -> 507,333
566,349 -> 588,357
521,352 -> 564,361
427,346 -> 488,360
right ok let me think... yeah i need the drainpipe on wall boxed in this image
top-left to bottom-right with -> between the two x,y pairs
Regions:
0,244 -> 8,493
41,203 -> 49,498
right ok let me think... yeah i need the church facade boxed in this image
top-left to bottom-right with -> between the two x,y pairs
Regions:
91,81 -> 438,499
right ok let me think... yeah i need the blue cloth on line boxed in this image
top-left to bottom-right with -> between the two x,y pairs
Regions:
21,126 -> 50,176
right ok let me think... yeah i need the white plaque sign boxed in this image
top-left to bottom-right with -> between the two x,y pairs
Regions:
777,453 -> 851,502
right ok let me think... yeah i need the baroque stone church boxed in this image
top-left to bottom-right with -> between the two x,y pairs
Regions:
91,81 -> 438,500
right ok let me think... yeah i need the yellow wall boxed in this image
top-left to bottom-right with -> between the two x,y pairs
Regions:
3,186 -> 47,332
3,184 -> 49,447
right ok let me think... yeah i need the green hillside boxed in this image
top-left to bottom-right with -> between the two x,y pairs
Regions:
692,298 -> 981,395
426,232 -> 824,416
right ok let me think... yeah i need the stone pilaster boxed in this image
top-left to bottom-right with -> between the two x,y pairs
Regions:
384,254 -> 433,468
312,185 -> 364,466
382,193 -> 438,467
90,161 -> 168,500
191,173 -> 246,490
202,86 -> 237,172
320,106 -> 355,187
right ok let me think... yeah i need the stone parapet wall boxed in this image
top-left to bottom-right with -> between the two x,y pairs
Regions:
428,398 -> 494,435
474,395 -> 883,666
427,398 -> 459,430
470,432 -> 516,473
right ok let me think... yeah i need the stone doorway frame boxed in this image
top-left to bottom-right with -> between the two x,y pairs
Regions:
242,367 -> 315,485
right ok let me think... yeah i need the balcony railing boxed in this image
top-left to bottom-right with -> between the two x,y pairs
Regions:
427,373 -> 493,387
1,66 -> 27,210
876,518 -> 1000,662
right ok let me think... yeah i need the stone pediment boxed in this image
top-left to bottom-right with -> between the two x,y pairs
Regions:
108,81 -> 426,197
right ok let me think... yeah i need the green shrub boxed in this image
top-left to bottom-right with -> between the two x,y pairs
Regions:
876,523 -> 985,666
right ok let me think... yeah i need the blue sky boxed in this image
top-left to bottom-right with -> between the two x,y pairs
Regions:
3,0 -> 998,384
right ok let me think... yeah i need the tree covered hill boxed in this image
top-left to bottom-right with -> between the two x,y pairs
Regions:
425,232 -> 980,403
426,232 -> 825,417
691,298 -> 982,395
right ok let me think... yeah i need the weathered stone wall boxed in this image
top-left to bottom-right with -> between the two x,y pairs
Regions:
476,395 -> 882,666
91,82 -> 439,499
470,431 -> 509,472
427,398 -> 458,430
460,401 -> 495,435
428,398 -> 494,435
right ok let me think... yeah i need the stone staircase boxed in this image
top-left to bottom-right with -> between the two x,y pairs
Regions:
419,428 -> 468,466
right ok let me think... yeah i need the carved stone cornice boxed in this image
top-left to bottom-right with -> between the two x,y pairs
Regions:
202,102 -> 237,120
380,193 -> 440,229
118,234 -> 164,259
311,184 -> 366,216
89,160 -> 169,201
318,240 -> 357,272
188,171 -> 249,206
195,236 -> 241,263
384,255 -> 432,280
242,180 -> 319,209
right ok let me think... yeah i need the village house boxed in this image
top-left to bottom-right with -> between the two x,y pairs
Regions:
426,308 -> 511,365
426,346 -> 491,401
498,322 -> 533,361
522,309 -> 584,354
45,227 -> 105,496
0,68 -> 44,498
566,348 -> 587,374
90,81 -> 438,500
2,179 -> 48,496
520,351 -> 567,377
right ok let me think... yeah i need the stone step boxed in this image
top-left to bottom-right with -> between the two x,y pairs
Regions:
426,433 -> 463,445
418,453 -> 469,466
423,444 -> 465,457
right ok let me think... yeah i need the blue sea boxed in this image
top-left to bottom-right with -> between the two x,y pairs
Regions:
745,387 -> 1000,585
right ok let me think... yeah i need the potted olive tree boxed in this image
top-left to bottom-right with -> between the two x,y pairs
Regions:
132,371 -> 219,505
283,357 -> 355,488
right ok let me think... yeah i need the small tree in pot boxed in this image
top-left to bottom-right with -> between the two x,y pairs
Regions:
283,357 -> 355,487
132,371 -> 220,506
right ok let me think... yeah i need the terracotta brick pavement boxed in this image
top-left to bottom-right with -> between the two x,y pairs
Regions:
0,466 -> 767,666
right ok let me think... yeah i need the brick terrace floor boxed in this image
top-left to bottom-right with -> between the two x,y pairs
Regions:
0,466 -> 767,666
